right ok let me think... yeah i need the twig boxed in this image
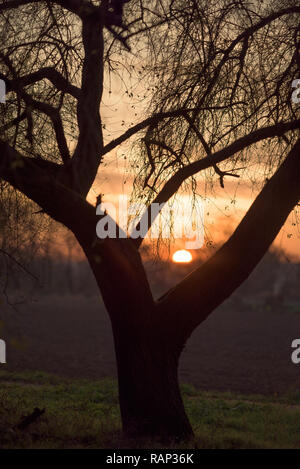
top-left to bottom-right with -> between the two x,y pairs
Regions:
0,248 -> 38,281
16,407 -> 45,431
213,164 -> 242,188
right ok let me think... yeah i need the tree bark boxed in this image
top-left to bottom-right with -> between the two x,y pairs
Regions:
112,319 -> 193,440
80,237 -> 193,441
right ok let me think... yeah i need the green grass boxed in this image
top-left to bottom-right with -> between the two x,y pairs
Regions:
1,370 -> 300,449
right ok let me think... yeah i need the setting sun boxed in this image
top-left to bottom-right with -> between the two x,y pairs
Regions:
172,250 -> 193,263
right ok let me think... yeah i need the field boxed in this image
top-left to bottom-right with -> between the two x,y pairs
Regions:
1,370 -> 300,449
2,294 -> 300,395
1,288 -> 300,449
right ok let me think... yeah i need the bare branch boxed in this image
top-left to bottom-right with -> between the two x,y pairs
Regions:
0,54 -> 71,164
0,248 -> 38,281
0,112 -> 27,132
102,107 -> 198,157
12,67 -> 80,99
132,119 -> 300,248
0,0 -> 95,17
213,164 -> 241,189
70,17 -> 105,195
157,137 -> 300,345
6,80 -> 71,163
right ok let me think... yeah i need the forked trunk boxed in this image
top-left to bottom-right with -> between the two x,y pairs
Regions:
81,239 -> 194,441
77,134 -> 300,442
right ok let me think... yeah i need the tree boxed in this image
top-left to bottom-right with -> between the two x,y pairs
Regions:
0,0 -> 299,440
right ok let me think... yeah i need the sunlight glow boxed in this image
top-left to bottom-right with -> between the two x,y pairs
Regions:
172,250 -> 193,263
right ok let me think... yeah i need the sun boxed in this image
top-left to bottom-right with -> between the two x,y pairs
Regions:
172,250 -> 193,263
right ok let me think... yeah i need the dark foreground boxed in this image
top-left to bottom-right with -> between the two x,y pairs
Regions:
1,294 -> 300,395
1,370 -> 300,449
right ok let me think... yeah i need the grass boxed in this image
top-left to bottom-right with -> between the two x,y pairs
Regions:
1,370 -> 300,449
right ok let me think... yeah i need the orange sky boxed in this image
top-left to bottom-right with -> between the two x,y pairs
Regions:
86,157 -> 300,262
83,71 -> 300,262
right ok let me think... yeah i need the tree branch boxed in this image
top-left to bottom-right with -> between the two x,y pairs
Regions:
0,0 -> 95,17
102,107 -> 198,157
0,112 -> 27,132
157,136 -> 300,346
0,139 -> 94,232
101,103 -> 251,159
70,16 -> 105,195
0,56 -> 71,164
132,119 -> 300,248
0,139 -> 152,312
11,67 -> 80,99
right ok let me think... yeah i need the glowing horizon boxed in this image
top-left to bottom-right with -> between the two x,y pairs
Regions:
172,250 -> 193,263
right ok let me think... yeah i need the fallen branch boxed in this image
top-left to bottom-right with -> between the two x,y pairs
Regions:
16,407 -> 45,431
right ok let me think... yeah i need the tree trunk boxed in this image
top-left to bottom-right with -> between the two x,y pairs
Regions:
111,318 -> 193,441
74,136 -> 300,442
79,238 -> 194,442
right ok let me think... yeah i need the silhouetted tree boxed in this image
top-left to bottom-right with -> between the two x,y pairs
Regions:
0,0 -> 299,440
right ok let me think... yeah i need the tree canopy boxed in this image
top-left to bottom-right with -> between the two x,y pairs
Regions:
0,0 -> 300,441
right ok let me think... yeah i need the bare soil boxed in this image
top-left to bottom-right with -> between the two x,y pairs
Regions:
1,294 -> 300,395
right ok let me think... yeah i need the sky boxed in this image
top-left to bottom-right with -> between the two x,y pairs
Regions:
82,55 -> 300,263
86,147 -> 300,262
